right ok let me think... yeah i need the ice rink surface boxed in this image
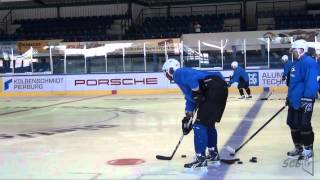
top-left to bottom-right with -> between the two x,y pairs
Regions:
0,92 -> 319,179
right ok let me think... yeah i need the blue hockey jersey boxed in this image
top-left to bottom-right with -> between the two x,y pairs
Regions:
317,59 -> 320,76
173,68 -> 224,112
288,55 -> 318,109
229,66 -> 249,84
317,60 -> 320,88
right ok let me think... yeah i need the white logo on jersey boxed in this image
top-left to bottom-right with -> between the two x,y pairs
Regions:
290,67 -> 296,78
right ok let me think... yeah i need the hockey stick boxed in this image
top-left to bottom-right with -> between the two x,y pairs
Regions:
226,105 -> 286,155
220,158 -> 240,164
156,134 -> 184,160
156,108 -> 198,160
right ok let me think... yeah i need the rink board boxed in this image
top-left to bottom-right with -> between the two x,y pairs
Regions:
0,69 -> 286,96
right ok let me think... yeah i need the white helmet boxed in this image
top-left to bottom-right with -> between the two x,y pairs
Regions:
281,55 -> 289,62
231,61 -> 238,69
291,39 -> 308,53
162,58 -> 180,76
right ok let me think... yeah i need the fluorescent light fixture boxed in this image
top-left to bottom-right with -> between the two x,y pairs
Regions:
202,40 -> 228,50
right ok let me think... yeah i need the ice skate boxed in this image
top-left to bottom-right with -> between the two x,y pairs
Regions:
287,145 -> 303,159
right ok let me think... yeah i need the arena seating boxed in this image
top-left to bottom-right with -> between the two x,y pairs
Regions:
2,13 -> 242,41
126,13 -> 240,39
11,15 -> 129,41
275,14 -> 320,30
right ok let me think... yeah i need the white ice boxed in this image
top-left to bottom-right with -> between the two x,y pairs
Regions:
0,92 -> 319,179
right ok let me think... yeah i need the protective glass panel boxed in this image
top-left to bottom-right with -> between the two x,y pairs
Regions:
87,56 -> 106,73
225,39 -> 245,70
269,37 -> 292,69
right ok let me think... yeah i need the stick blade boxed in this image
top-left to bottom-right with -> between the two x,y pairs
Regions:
221,158 -> 240,164
156,155 -> 172,160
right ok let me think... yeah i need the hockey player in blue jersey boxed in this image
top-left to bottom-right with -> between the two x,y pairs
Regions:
281,55 -> 293,86
286,39 -> 318,160
229,61 -> 252,99
314,44 -> 320,98
162,58 -> 228,169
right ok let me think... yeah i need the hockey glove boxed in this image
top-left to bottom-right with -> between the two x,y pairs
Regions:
300,97 -> 314,113
182,113 -> 193,135
192,90 -> 205,106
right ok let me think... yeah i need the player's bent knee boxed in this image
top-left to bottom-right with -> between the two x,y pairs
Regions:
300,130 -> 312,135
300,125 -> 313,133
291,128 -> 299,132
287,121 -> 299,129
193,123 -> 207,135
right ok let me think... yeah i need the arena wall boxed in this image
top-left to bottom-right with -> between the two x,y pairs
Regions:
0,69 -> 286,96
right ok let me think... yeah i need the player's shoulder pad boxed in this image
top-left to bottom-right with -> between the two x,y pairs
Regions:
304,55 -> 317,66
174,67 -> 184,74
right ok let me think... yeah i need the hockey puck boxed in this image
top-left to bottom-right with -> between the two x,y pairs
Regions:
237,161 -> 243,164
249,157 -> 257,163
181,155 -> 187,158
229,153 -> 235,156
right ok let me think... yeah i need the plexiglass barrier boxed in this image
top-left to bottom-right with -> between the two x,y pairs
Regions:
0,36 -> 315,75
